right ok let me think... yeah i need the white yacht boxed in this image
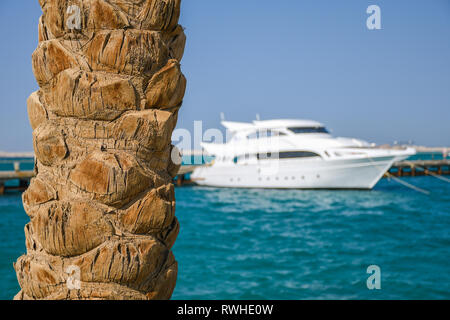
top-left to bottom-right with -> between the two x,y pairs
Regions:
191,119 -> 416,189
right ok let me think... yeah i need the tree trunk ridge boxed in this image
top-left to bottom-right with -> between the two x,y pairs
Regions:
15,0 -> 185,300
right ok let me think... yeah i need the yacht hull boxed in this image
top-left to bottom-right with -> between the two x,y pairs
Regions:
191,155 -> 408,190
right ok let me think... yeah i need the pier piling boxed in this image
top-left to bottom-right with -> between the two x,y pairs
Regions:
386,160 -> 450,177
0,160 -> 448,193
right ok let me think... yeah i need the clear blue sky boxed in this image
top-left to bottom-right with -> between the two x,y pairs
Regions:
0,0 -> 449,152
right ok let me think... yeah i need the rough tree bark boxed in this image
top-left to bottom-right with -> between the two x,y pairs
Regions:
14,0 -> 186,300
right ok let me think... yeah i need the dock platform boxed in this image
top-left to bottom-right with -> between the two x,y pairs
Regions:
0,161 -> 34,194
0,159 -> 449,193
386,160 -> 450,177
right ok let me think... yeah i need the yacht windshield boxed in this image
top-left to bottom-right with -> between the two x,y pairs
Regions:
288,127 -> 329,134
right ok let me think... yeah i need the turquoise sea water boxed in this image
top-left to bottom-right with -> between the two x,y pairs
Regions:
0,158 -> 449,299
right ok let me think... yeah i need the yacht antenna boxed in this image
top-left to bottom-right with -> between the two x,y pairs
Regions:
220,112 -> 225,121
256,114 -> 260,121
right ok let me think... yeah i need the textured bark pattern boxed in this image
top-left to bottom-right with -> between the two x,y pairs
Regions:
15,0 -> 185,300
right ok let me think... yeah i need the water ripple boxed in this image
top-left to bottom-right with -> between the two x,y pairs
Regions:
173,177 -> 450,299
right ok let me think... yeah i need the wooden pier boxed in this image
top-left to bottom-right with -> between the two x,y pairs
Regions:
386,160 -> 450,177
0,161 -> 203,194
0,159 -> 449,194
175,165 -> 203,186
0,161 -> 34,195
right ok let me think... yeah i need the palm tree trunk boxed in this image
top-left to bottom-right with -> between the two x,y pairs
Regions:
15,0 -> 185,300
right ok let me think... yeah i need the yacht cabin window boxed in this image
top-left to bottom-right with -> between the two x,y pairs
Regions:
288,127 -> 329,134
247,130 -> 286,139
233,151 -> 321,163
258,151 -> 321,160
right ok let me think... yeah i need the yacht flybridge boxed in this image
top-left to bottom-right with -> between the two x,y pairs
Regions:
191,119 -> 416,189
